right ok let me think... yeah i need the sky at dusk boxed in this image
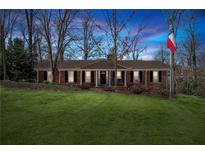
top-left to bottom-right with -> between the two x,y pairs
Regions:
89,10 -> 205,60
12,9 -> 205,60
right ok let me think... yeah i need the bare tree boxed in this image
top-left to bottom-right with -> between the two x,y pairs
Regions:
183,14 -> 199,81
0,10 -> 18,80
25,10 -> 35,54
103,10 -> 136,86
37,10 -> 76,82
118,26 -> 146,60
155,45 -> 169,64
33,31 -> 43,62
73,10 -> 102,60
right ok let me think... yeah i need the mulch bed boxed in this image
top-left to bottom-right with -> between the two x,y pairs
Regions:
0,80 -> 81,92
0,80 -> 169,98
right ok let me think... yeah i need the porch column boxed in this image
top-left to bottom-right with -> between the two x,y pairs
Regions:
108,71 -> 111,87
95,70 -> 98,87
59,71 -> 61,84
145,70 -> 147,89
80,70 -> 82,85
37,71 -> 39,83
99,71 -> 101,86
124,70 -> 127,87
106,70 -> 108,85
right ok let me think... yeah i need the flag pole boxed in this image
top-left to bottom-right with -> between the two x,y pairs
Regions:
169,24 -> 174,99
170,52 -> 173,98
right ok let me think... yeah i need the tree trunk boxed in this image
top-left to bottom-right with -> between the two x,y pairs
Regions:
25,9 -> 34,71
193,46 -> 197,81
25,9 -> 33,54
0,25 -> 7,80
59,51 -> 64,60
113,10 -> 118,87
84,53 -> 88,60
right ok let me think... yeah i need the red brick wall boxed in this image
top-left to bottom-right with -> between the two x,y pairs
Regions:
76,71 -> 80,84
60,71 -> 65,84
142,71 -> 145,84
37,70 -> 59,83
126,71 -> 131,84
162,71 -> 167,88
53,70 -> 59,83
93,71 -> 96,84
147,71 -> 151,86
38,71 -> 44,83
59,71 -> 81,85
146,70 -> 167,89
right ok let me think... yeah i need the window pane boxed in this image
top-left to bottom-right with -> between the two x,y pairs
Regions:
44,71 -> 47,80
159,71 -> 162,82
69,71 -> 74,83
134,71 -> 139,81
130,71 -> 133,82
65,71 -> 68,82
86,71 -> 91,83
150,71 -> 153,82
47,71 -> 52,82
74,71 -> 77,82
117,71 -> 121,79
153,71 -> 158,83
139,71 -> 143,82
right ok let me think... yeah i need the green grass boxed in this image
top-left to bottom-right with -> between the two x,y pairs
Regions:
0,87 -> 205,144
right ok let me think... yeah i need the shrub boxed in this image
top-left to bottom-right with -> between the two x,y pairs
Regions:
129,84 -> 145,94
159,87 -> 169,97
43,80 -> 50,84
117,79 -> 123,86
81,83 -> 91,90
103,87 -> 115,92
67,83 -> 76,88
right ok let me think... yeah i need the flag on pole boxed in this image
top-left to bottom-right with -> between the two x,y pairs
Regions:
166,32 -> 176,53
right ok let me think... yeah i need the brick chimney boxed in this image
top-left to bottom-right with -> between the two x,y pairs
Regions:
107,54 -> 115,61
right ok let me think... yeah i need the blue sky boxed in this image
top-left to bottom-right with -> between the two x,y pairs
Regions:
12,9 -> 205,60
89,10 -> 205,59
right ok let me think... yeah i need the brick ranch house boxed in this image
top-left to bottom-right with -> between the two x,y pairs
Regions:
36,57 -> 169,90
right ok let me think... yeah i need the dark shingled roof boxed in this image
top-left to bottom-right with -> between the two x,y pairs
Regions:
81,60 -> 127,69
36,60 -> 169,70
120,60 -> 169,69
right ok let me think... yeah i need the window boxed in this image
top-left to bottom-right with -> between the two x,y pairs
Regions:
134,71 -> 139,82
68,71 -> 74,83
150,71 -> 153,82
44,71 -> 47,80
153,71 -> 158,83
130,71 -> 133,82
159,71 -> 162,82
91,71 -> 95,82
85,71 -> 91,83
47,71 -> 52,82
65,71 -> 68,83
117,71 -> 121,79
82,71 -> 85,82
139,71 -> 143,83
74,71 -> 77,83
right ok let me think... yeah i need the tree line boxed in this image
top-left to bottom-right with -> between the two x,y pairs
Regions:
0,10 -> 146,83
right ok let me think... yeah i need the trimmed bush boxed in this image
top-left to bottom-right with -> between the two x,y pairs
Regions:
103,87 -> 115,92
81,83 -> 91,90
129,84 -> 145,94
43,80 -> 50,84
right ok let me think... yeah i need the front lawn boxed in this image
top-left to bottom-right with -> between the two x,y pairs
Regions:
0,87 -> 205,144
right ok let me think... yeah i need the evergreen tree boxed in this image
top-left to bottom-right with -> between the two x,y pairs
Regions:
5,37 -> 36,81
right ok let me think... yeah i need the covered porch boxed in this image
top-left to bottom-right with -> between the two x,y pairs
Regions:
79,70 -> 127,87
